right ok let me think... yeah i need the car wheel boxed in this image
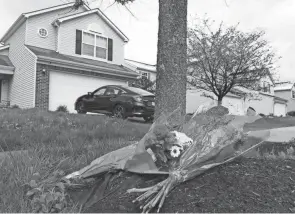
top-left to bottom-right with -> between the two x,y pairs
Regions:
76,101 -> 87,114
113,105 -> 127,119
143,116 -> 154,123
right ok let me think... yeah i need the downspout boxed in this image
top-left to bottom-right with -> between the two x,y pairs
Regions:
53,21 -> 60,53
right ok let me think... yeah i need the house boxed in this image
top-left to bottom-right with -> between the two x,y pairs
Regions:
124,59 -> 157,82
0,2 -> 138,112
274,82 -> 295,113
125,59 -> 288,116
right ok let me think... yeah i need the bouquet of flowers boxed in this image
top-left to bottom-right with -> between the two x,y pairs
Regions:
65,106 -> 271,213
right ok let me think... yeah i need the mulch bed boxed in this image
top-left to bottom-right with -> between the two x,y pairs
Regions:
69,158 -> 295,213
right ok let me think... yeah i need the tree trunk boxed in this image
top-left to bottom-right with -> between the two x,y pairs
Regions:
155,0 -> 188,121
217,97 -> 223,106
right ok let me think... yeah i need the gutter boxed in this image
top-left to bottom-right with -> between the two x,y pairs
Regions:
0,15 -> 26,42
0,65 -> 14,71
37,56 -> 138,79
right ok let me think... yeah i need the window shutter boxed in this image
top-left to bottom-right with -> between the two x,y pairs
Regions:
107,38 -> 113,61
75,30 -> 82,55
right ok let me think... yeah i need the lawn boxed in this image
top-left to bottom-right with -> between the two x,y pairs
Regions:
0,108 -> 150,212
1,109 -> 295,213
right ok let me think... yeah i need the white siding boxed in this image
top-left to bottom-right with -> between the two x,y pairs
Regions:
149,72 -> 156,82
26,7 -> 86,50
5,22 -> 37,108
248,93 -> 274,115
49,71 -> 127,113
58,13 -> 125,65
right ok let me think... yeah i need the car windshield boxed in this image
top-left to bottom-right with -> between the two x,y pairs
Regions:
125,87 -> 154,96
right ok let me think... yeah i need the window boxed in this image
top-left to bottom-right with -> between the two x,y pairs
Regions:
94,88 -> 106,96
261,81 -> 271,93
141,72 -> 150,80
82,31 -> 108,59
38,28 -> 48,38
292,90 -> 295,99
105,87 -> 121,96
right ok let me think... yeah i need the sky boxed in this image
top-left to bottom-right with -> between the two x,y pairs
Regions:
0,0 -> 295,82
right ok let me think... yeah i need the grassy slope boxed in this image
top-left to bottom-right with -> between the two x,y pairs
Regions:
0,108 -> 150,212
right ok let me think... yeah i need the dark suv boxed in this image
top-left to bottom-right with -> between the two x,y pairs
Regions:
74,85 -> 155,122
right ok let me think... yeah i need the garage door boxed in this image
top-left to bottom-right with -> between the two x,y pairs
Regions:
49,71 -> 127,113
274,102 -> 286,117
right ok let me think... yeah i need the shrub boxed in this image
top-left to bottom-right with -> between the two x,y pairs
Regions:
287,111 -> 295,117
10,104 -> 20,109
56,105 -> 69,113
259,113 -> 265,117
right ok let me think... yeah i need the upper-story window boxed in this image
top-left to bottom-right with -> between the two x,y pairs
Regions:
292,90 -> 295,99
82,31 -> 108,60
261,81 -> 271,93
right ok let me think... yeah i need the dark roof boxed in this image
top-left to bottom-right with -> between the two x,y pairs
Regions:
0,55 -> 14,67
26,45 -> 136,75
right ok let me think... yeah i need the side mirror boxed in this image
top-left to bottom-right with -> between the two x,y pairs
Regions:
88,92 -> 92,96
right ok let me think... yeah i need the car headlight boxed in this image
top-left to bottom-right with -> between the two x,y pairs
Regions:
133,96 -> 143,102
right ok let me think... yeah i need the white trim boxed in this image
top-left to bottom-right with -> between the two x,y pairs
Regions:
55,9 -> 129,42
81,30 -> 108,62
0,65 -> 14,71
24,46 -> 37,107
50,69 -> 129,84
23,3 -> 75,18
37,56 -> 138,78
0,45 -> 9,51
0,69 -> 14,75
1,3 -> 90,42
38,28 -> 48,38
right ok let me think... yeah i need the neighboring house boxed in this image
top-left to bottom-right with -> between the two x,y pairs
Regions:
0,3 -> 137,112
125,59 -> 288,116
124,59 -> 157,82
274,82 -> 295,113
187,74 -> 288,116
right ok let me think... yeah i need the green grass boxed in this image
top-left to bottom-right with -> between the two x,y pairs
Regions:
0,108 -> 150,212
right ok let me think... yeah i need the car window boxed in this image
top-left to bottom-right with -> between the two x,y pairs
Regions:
93,88 -> 106,96
105,87 -> 121,96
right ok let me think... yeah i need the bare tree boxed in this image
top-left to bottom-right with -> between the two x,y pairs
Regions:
188,19 -> 278,105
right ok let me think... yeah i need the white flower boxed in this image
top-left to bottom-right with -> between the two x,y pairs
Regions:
170,146 -> 182,158
170,131 -> 193,148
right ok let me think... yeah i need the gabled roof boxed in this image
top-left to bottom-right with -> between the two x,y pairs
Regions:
0,2 -> 90,42
26,45 -> 137,79
53,9 -> 129,42
274,82 -> 294,91
125,59 -> 156,73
